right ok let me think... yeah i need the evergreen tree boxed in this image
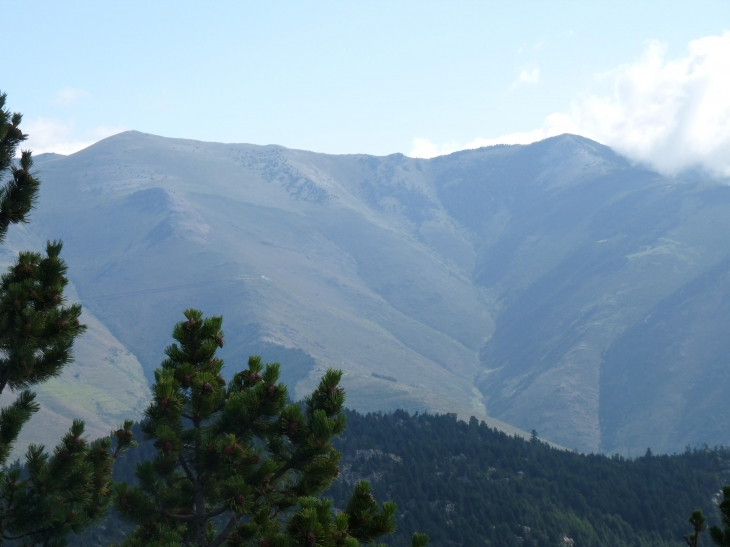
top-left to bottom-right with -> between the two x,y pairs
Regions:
0,91 -> 135,545
684,510 -> 706,547
114,309 -> 427,547
708,486 -> 730,546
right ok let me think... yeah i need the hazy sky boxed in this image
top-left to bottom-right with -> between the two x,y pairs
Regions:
5,1 -> 730,175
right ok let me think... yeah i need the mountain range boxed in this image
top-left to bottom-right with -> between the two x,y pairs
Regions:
12,131 -> 730,455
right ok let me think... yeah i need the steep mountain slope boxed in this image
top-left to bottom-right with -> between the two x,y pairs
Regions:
28,133 -> 517,438
0,225 -> 149,456
26,132 -> 730,453
427,138 -> 730,453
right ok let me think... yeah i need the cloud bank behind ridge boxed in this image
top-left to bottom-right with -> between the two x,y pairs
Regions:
23,119 -> 126,157
411,33 -> 730,178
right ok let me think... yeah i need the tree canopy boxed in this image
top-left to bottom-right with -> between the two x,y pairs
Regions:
114,309 -> 426,547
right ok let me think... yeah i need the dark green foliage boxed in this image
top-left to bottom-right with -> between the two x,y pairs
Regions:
684,510 -> 706,547
708,486 -> 730,546
0,93 -> 85,397
0,420 -> 135,546
0,241 -> 85,393
113,309 -> 425,547
75,409 -> 730,547
0,92 -> 38,243
326,411 -> 729,547
0,92 -> 135,546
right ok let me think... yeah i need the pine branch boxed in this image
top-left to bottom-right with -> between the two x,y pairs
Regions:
209,515 -> 238,547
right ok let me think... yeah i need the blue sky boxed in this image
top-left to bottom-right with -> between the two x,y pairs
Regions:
4,1 -> 730,174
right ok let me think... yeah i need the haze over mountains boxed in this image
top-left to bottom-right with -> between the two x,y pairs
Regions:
17,131 -> 730,454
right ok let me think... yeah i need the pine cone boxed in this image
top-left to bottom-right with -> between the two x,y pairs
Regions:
306,531 -> 316,547
215,335 -> 224,348
202,382 -> 214,393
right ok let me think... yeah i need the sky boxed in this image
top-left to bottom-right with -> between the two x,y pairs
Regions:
4,0 -> 730,176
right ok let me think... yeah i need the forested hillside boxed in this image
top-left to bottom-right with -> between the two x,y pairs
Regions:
71,410 -> 730,547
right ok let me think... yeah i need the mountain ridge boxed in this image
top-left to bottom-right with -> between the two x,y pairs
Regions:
22,131 -> 730,454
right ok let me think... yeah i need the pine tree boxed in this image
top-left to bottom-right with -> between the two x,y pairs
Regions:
0,91 -> 135,545
114,309 -> 427,547
708,486 -> 730,546
684,510 -> 706,546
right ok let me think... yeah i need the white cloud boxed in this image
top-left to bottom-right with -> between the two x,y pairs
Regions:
55,88 -> 88,107
411,32 -> 730,177
510,67 -> 541,89
409,138 -> 464,159
410,130 -> 547,159
21,118 -> 126,156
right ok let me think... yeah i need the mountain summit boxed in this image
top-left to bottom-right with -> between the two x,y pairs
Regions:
26,131 -> 730,453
